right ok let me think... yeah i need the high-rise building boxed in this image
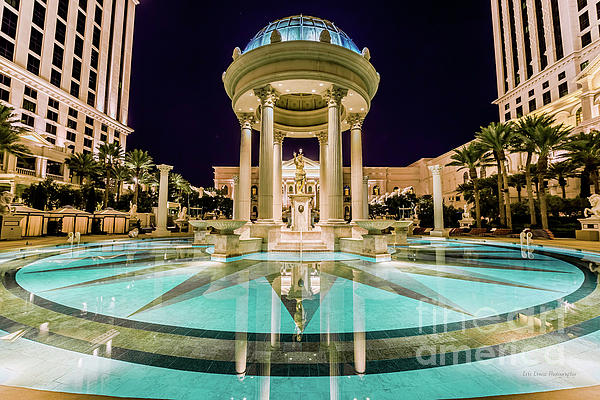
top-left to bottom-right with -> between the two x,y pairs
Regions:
0,0 -> 137,194
491,0 -> 600,131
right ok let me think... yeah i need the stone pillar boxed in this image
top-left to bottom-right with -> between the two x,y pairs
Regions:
154,164 -> 173,236
35,157 -> 48,178
6,153 -> 16,173
237,113 -> 254,221
429,165 -> 445,236
347,114 -> 365,221
232,175 -> 240,220
325,86 -> 347,223
254,86 -> 279,222
316,131 -> 328,223
63,164 -> 70,183
273,131 -> 284,222
362,176 -> 369,219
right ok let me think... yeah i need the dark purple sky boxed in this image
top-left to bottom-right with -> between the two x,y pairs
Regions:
127,1 -> 499,187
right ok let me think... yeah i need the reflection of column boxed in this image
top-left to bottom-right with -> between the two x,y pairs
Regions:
232,175 -> 240,219
255,85 -> 280,222
273,131 -> 284,222
237,113 -> 254,221
362,176 -> 369,219
353,276 -> 366,375
347,114 -> 364,220
325,86 -> 347,223
235,279 -> 249,378
316,131 -> 328,222
429,165 -> 444,236
270,275 -> 281,348
154,164 -> 173,236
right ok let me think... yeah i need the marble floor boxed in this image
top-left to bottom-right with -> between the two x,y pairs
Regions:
0,238 -> 599,399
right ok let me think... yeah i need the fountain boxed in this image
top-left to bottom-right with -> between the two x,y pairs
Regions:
391,220 -> 414,246
340,219 -> 394,261
188,220 -> 210,244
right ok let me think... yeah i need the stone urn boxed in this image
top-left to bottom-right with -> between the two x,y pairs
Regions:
353,219 -> 394,235
206,220 -> 247,261
189,220 -> 210,244
352,219 -> 394,261
207,220 -> 247,235
391,220 -> 413,246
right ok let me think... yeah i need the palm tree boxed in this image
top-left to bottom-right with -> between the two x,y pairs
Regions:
65,152 -> 98,185
112,164 -> 131,202
0,104 -> 31,158
508,173 -> 526,202
125,149 -> 154,207
512,114 -> 555,225
170,173 -> 191,202
548,160 -> 577,199
96,142 -> 124,208
476,122 -> 514,230
526,124 -> 572,230
447,143 -> 491,228
562,131 -> 600,196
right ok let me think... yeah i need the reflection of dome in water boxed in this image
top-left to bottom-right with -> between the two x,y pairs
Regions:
243,15 -> 361,54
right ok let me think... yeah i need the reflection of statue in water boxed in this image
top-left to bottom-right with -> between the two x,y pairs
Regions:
293,149 -> 307,194
0,191 -> 14,214
294,300 -> 306,342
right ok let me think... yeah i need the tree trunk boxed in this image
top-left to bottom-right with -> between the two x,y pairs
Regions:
500,155 -> 512,230
592,169 -> 600,194
525,152 -> 537,226
561,183 -> 566,199
471,167 -> 482,228
580,170 -> 591,198
516,187 -> 522,202
133,180 -> 139,207
103,169 -> 111,208
538,156 -> 549,230
496,158 -> 506,226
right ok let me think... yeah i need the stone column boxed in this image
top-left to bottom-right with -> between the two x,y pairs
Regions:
362,175 -> 369,219
347,114 -> 365,220
316,131 -> 328,223
154,164 -> 173,236
325,86 -> 347,223
254,86 -> 279,222
273,131 -> 284,222
237,113 -> 254,221
232,175 -> 240,219
429,165 -> 444,236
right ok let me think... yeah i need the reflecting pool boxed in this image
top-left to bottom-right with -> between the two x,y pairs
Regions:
1,238 -> 600,399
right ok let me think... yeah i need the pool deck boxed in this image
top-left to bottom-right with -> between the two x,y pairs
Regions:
450,235 -> 600,254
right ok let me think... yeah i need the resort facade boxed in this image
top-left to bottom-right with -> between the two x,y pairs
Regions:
0,0 -> 136,194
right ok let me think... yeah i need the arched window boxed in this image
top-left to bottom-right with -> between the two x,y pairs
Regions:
344,206 -> 351,220
344,185 -> 350,196
251,185 -> 258,196
393,186 -> 399,192
576,108 -> 582,126
463,171 -> 469,183
307,186 -> 313,193
221,185 -> 228,195
288,185 -> 294,194
373,185 -> 380,196
251,206 -> 258,219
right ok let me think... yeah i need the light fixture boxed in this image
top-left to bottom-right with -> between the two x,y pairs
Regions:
311,89 -> 316,93
278,83 -> 283,86
286,89 -> 290,92
319,83 -> 324,86
361,107 -> 365,111
249,107 -> 254,111
349,108 -> 353,111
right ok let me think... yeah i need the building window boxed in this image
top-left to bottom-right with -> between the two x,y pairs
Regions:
516,106 -> 523,117
89,70 -> 97,89
505,103 -> 510,110
70,81 -> 80,98
22,99 -> 36,113
45,123 -> 57,135
90,49 -> 99,69
32,1 -> 46,29
66,131 -> 76,142
84,138 -> 92,148
87,92 -> 95,107
52,45 -> 63,68
5,0 -> 19,10
543,91 -> 551,105
0,38 -> 15,60
48,98 -> 59,109
79,0 -> 88,11
528,89 -> 535,97
114,130 -> 120,139
76,11 -> 86,36
505,111 -> 511,121
100,133 -> 107,142
26,54 -> 40,75
578,0 -> 588,11
558,82 -> 568,97
516,96 -> 521,104
85,116 -> 93,125
95,6 -> 102,25
55,20 -> 66,44
67,119 -> 77,129
343,185 -> 350,196
550,0 -> 564,60
46,109 -> 58,122
542,81 -> 549,89
24,86 -> 37,99
57,0 -> 69,21
46,137 -> 56,145
373,185 -> 380,196
0,88 -> 9,101
92,26 -> 101,48
507,0 -> 521,86
72,59 -> 82,81
581,60 -> 590,71
288,185 -> 294,194
519,0 -> 534,78
68,108 -> 78,118
534,0 -> 548,70
529,98 -> 536,112
28,28 -> 43,55
576,108 -> 582,126
558,71 -> 566,80
50,69 -> 61,87
251,186 -> 258,196
579,11 -> 590,31
74,36 -> 84,57
101,124 -> 108,132
21,113 -> 34,127
497,0 -> 509,93
1,8 -> 18,38
85,126 -> 93,136
582,31 -> 592,47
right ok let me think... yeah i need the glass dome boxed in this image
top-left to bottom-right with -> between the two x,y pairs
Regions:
243,15 -> 361,54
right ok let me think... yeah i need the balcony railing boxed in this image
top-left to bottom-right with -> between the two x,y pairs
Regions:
16,167 -> 36,176
46,173 -> 64,181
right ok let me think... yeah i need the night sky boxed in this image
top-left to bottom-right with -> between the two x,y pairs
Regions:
127,1 -> 499,187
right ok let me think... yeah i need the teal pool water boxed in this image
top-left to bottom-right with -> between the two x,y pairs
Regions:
0,238 -> 599,399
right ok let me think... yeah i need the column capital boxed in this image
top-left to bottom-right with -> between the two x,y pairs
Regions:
363,175 -> 369,184
324,86 -> 348,107
315,130 -> 328,144
233,175 -> 239,184
254,85 -> 280,108
157,164 -> 173,174
428,165 -> 443,175
273,130 -> 285,144
237,113 -> 256,129
346,113 -> 365,130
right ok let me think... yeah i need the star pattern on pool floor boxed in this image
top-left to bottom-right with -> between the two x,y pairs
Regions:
25,249 -> 569,333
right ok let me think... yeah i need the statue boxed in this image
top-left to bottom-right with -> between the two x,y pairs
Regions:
0,191 -> 14,215
128,203 -> 137,216
584,194 -> 600,218
177,206 -> 188,221
400,186 -> 415,196
462,204 -> 471,219
293,149 -> 307,194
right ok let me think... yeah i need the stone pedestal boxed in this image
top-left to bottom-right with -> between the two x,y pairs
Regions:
459,218 -> 475,229
0,215 -> 23,240
194,229 -> 209,244
289,193 -> 314,232
576,218 -> 600,241
212,234 -> 241,261
362,235 -> 392,261
390,220 -> 413,246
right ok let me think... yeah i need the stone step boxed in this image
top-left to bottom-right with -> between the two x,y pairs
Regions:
272,239 -> 329,251
279,230 -> 322,241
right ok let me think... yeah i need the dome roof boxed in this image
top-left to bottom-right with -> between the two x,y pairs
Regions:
243,15 -> 361,54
